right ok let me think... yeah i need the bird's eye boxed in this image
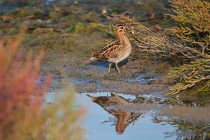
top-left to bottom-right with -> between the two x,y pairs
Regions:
118,29 -> 124,32
119,26 -> 123,29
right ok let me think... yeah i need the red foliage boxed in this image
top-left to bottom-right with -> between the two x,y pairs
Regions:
0,38 -> 51,135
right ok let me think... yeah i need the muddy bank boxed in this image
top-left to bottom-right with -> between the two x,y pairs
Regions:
0,0 -> 179,96
1,1 -> 210,140
1,0 -> 209,101
38,35 -> 172,95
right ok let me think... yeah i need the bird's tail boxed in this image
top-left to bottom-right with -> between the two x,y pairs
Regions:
84,56 -> 97,64
89,48 -> 97,62
89,56 -> 97,62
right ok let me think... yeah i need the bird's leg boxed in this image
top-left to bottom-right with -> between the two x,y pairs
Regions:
108,63 -> 112,73
115,63 -> 121,73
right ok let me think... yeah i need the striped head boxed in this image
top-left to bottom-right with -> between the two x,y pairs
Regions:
116,25 -> 126,33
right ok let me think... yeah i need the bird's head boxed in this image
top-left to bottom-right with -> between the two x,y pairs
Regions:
116,25 -> 126,33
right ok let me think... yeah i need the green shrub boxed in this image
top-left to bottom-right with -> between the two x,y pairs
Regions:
167,59 -> 210,95
167,0 -> 210,95
169,0 -> 210,55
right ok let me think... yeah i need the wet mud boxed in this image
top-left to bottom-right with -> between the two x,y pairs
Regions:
1,0 -> 210,139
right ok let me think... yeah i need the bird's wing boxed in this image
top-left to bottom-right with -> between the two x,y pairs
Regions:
93,40 -> 122,60
95,45 -> 122,60
98,40 -> 120,54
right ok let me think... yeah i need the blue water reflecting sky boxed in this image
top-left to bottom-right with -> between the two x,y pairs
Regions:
75,93 -> 177,140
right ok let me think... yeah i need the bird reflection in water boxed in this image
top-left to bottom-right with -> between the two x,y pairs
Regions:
87,93 -> 142,134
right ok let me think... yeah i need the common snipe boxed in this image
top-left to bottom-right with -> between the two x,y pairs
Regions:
87,93 -> 142,134
90,25 -> 131,73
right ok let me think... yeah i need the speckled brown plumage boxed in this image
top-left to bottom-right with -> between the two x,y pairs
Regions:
87,93 -> 142,134
90,25 -> 131,73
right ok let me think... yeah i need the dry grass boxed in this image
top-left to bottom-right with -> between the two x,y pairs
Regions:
107,15 -> 210,95
108,16 -> 210,59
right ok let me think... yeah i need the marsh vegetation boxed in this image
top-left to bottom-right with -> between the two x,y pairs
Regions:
0,0 -> 209,139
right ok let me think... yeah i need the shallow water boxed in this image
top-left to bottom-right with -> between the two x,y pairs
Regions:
74,92 -> 177,140
1,0 -> 209,139
43,70 -> 210,140
44,81 -> 210,140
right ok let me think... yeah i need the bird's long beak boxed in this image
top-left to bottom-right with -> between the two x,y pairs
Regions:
89,56 -> 97,61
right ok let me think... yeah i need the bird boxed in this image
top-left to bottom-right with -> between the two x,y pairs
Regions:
89,25 -> 131,73
87,93 -> 131,134
87,93 -> 130,107
87,93 -> 142,134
